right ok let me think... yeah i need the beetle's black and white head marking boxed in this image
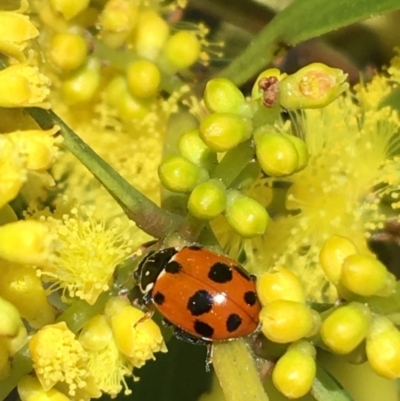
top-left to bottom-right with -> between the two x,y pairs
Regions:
226,313 -> 242,332
137,247 -> 178,293
194,320 -> 214,338
187,290 -> 213,316
208,262 -> 233,283
244,291 -> 257,306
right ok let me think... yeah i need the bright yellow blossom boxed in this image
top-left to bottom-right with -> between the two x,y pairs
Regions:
0,1 -> 39,62
0,261 -> 55,328
111,304 -> 167,367
29,322 -> 100,398
0,63 -> 51,108
36,205 -> 134,305
0,220 -> 55,266
0,135 -> 27,208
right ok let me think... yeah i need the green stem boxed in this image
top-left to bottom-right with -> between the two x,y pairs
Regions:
312,364 -> 354,401
26,107 -> 181,239
0,346 -> 32,401
211,140 -> 255,187
212,340 -> 268,401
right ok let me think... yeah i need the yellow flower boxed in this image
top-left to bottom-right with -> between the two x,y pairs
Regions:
0,220 -> 55,266
29,322 -> 99,398
111,304 -> 167,368
79,314 -> 135,397
0,64 -> 51,108
36,205 -> 134,305
0,260 -> 55,328
0,0 -> 39,62
7,127 -> 62,171
0,135 -> 27,209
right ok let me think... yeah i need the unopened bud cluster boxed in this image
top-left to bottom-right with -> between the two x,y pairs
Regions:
159,65 -> 348,237
36,0 -> 208,120
255,234 -> 400,398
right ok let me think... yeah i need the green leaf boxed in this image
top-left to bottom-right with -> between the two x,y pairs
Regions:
312,364 -> 355,401
220,0 -> 400,86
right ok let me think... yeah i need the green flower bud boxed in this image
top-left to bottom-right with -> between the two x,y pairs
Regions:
0,296 -> 23,338
254,128 -> 298,176
126,59 -> 161,99
272,341 -> 316,399
251,68 -> 283,101
320,303 -> 371,354
163,31 -> 201,70
158,156 -> 208,193
204,78 -> 246,114
279,63 -> 349,109
199,113 -> 253,152
260,300 -> 314,343
61,57 -> 101,105
340,253 -> 388,296
319,235 -> 358,285
225,190 -> 269,238
282,134 -> 309,171
366,316 -> 400,379
178,129 -> 217,171
187,179 -> 226,220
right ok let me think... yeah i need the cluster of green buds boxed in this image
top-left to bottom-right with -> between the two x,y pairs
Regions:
159,63 -> 348,237
40,0 -> 208,118
255,234 -> 400,398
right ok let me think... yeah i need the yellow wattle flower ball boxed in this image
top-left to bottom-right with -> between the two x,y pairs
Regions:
164,31 -> 201,70
0,295 -> 23,338
126,60 -> 161,99
61,57 -> 101,105
0,7 -> 39,62
320,303 -> 371,354
131,10 -> 169,60
257,266 -> 306,305
49,32 -> 88,71
259,300 -> 314,343
79,314 -> 113,351
0,220 -> 54,266
0,64 -> 51,108
366,316 -> 400,379
319,235 -> 358,285
111,304 -> 167,367
340,253 -> 388,296
272,341 -> 316,399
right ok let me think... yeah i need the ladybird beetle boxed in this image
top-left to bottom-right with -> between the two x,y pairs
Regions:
134,244 -> 261,344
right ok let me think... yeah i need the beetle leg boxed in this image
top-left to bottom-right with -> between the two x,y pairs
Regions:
205,343 -> 214,372
133,305 -> 155,328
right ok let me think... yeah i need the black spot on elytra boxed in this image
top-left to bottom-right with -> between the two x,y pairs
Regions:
153,292 -> 165,305
234,266 -> 251,281
187,290 -> 213,316
194,320 -> 214,338
187,245 -> 203,251
165,260 -> 182,274
226,313 -> 242,332
244,291 -> 257,306
208,262 -> 233,283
